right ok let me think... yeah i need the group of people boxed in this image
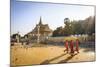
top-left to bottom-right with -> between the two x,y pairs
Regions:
64,39 -> 79,55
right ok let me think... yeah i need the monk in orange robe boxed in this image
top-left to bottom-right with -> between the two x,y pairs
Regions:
75,39 -> 79,53
70,40 -> 74,55
64,40 -> 69,53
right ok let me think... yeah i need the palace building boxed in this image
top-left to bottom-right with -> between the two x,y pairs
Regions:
24,17 -> 53,43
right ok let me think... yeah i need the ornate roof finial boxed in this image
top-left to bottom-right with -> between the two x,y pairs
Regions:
39,16 -> 42,25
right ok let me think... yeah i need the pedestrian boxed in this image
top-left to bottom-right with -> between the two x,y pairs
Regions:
75,39 -> 79,53
70,40 -> 74,55
64,40 -> 69,53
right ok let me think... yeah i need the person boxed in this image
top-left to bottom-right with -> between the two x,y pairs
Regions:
64,40 -> 69,53
70,40 -> 74,55
75,39 -> 79,53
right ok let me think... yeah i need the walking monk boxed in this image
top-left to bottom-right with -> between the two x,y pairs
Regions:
64,40 -> 69,53
75,39 -> 79,53
70,40 -> 74,55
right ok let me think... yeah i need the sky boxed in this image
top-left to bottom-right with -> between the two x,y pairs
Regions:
11,0 -> 95,36
18,0 -> 96,5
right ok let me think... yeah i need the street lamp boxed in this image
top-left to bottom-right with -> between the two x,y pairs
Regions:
16,31 -> 20,43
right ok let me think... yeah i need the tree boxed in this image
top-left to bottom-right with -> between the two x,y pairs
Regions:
52,26 -> 63,36
63,18 -> 73,36
83,16 -> 95,35
52,16 -> 95,36
72,20 -> 84,34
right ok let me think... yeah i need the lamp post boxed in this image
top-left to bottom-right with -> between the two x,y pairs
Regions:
37,25 -> 40,43
16,32 -> 20,43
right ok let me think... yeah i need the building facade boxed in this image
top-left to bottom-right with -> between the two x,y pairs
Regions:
25,17 -> 52,43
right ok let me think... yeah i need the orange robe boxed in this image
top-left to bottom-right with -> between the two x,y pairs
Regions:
65,40 -> 69,51
70,40 -> 74,53
76,39 -> 79,53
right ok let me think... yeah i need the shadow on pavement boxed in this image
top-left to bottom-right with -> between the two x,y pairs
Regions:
40,53 -> 78,64
40,53 -> 67,64
57,53 -> 78,63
